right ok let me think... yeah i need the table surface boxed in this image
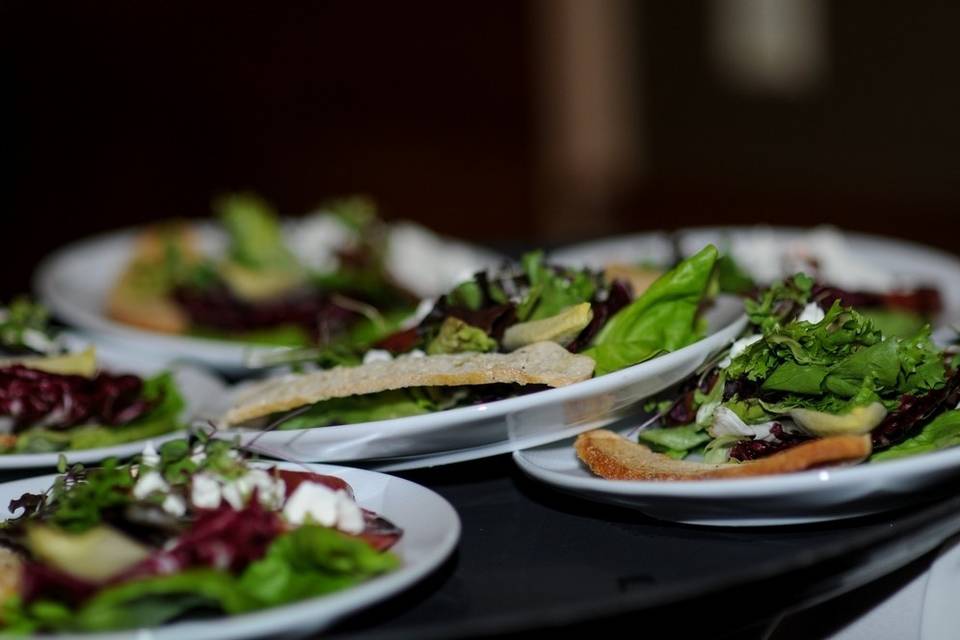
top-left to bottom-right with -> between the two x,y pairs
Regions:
295,454 -> 960,640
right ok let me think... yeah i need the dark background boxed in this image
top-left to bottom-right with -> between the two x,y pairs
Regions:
4,1 -> 960,298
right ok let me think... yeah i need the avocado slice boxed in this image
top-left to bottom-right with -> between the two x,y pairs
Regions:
0,347 -> 97,378
218,260 -> 305,302
790,402 -> 888,437
27,524 -> 150,582
502,303 -> 593,351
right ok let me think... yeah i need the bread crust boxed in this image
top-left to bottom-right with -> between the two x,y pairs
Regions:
575,429 -> 872,481
105,224 -> 198,334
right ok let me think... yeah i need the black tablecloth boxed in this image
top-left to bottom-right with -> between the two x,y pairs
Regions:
309,455 -> 960,639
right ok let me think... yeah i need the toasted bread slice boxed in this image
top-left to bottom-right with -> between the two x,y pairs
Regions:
106,224 -> 198,334
604,263 -> 663,297
575,429 -> 872,481
224,341 -> 595,426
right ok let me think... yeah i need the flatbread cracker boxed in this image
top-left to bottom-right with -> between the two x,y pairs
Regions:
224,341 -> 595,426
575,429 -> 872,481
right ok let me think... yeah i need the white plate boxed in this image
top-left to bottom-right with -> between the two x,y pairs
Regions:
550,226 -> 960,325
514,427 -> 960,526
34,222 -> 501,373
211,296 -> 746,463
0,461 -> 460,639
0,365 -> 225,470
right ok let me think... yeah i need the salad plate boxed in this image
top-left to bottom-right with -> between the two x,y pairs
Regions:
513,427 -> 960,526
551,226 -> 960,326
211,294 -> 746,463
0,364 -> 224,470
34,217 -> 500,373
0,460 -> 460,639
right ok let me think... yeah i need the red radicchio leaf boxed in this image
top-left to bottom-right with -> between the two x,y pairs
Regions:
813,284 -> 942,315
871,369 -> 960,449
172,284 -> 360,340
120,497 -> 283,580
21,560 -> 98,605
0,365 -> 152,430
728,423 -> 810,461
567,279 -> 633,353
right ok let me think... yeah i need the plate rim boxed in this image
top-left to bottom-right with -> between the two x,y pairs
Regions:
513,430 -> 960,498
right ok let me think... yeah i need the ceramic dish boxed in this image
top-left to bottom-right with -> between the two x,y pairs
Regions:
514,426 -> 960,526
0,461 -> 460,639
34,223 -> 501,373
550,226 -> 960,324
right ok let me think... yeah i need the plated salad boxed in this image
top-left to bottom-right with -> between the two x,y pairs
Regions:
0,436 -> 401,633
221,245 -> 722,431
701,227 -> 943,338
0,299 -> 185,455
107,194 -> 418,348
576,274 -> 960,480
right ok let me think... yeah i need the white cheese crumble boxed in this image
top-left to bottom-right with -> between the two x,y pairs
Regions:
141,441 -> 161,467
190,473 -> 222,509
798,302 -> 826,324
162,494 -> 187,517
133,471 -> 170,500
283,212 -> 357,273
363,349 -> 394,365
190,469 -> 286,511
282,481 -> 365,534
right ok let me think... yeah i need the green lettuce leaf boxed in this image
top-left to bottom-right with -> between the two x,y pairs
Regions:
871,410 -> 960,462
7,526 -> 400,632
861,309 -> 927,339
12,372 -> 184,454
276,388 -> 452,429
215,193 -> 301,272
744,273 -> 814,334
239,525 -> 399,607
516,251 -> 597,322
584,245 -> 719,376
638,423 -> 711,455
715,253 -> 755,295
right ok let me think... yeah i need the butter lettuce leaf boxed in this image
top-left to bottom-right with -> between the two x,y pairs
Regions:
585,245 -> 718,376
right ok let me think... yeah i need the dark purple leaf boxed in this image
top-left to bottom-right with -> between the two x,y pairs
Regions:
567,279 -> 633,353
729,423 -> 810,461
872,369 -> 960,449
0,365 -> 153,430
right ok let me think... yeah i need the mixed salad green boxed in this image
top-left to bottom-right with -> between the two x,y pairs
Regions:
636,274 -> 960,464
109,194 -> 416,348
0,299 -> 186,455
0,436 -> 400,633
255,246 -> 723,430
